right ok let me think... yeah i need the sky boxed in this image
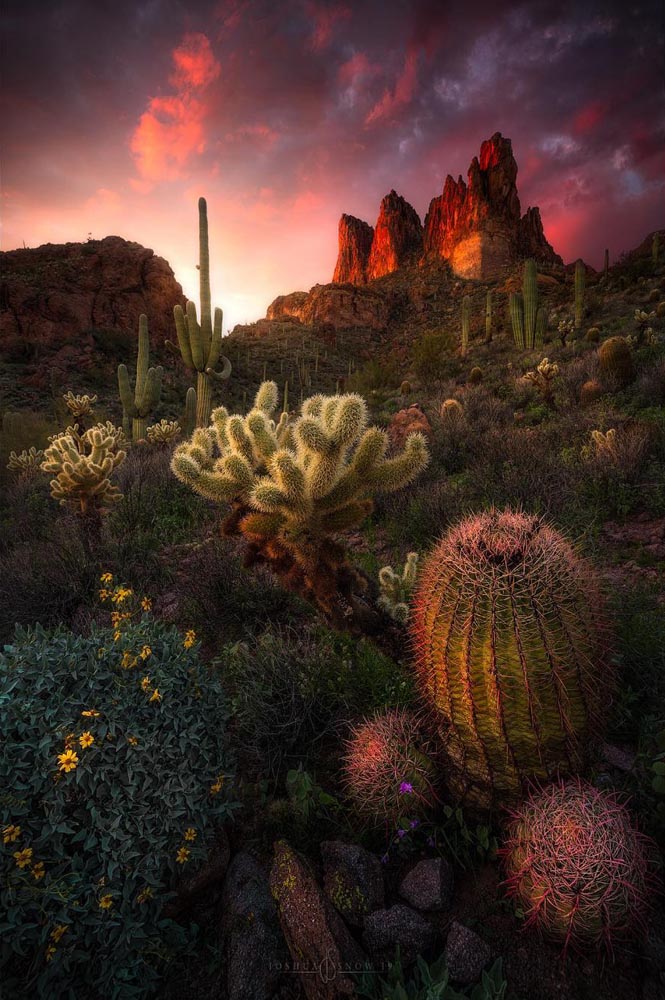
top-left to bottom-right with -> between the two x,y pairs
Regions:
1,0 -> 664,333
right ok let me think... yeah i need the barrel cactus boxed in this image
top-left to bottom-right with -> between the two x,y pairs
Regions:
598,336 -> 633,388
410,509 -> 612,810
500,779 -> 658,955
342,708 -> 439,824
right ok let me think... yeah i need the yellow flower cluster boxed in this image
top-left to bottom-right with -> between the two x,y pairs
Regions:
183,629 -> 196,649
111,587 -> 133,605
121,650 -> 138,670
6,826 -> 47,881
136,886 -> 153,904
127,735 -> 138,746
81,709 -> 100,718
141,597 -> 152,612
58,749 -> 79,773
99,893 -> 114,910
175,846 -> 190,864
140,675 -> 162,703
184,827 -> 197,842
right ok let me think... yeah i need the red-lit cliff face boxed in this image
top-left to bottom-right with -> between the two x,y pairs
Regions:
332,133 -> 561,284
366,190 -> 423,280
332,215 -> 374,284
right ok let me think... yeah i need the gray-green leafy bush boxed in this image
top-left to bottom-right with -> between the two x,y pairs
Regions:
354,947 -> 507,999
0,619 -> 238,999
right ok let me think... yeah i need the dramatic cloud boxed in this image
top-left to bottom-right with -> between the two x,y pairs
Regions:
2,0 -> 664,330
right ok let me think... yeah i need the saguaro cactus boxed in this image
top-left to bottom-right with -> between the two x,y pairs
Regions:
166,197 -> 232,427
510,259 -> 543,350
410,509 -> 612,810
118,314 -> 163,441
574,259 -> 586,331
485,290 -> 493,343
461,295 -> 471,356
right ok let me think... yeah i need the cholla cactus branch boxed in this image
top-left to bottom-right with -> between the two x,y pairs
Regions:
377,551 -> 419,623
40,423 -> 126,517
146,419 -> 182,445
171,382 -> 429,640
7,446 -> 44,477
524,357 -> 559,407
63,391 -> 97,425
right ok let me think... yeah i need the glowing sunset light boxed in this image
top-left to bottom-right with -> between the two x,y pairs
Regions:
2,0 -> 663,333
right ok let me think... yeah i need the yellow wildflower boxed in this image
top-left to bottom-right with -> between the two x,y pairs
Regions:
100,572 -> 113,584
57,749 -> 79,773
81,709 -> 100,718
176,847 -> 190,864
79,731 -> 94,749
184,827 -> 197,842
99,894 -> 114,910
98,589 -> 110,600
32,861 -> 45,881
149,688 -> 162,703
45,944 -> 56,962
183,630 -> 196,649
64,733 -> 76,749
121,651 -> 138,670
209,774 -> 225,795
127,736 -> 138,746
51,924 -> 68,943
136,886 -> 153,904
141,676 -> 151,692
140,645 -> 151,660
14,847 -> 33,869
113,631 -> 121,642
141,597 -> 152,612
2,824 -> 21,844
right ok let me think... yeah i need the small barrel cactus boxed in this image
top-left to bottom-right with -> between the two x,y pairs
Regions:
469,366 -> 483,385
579,379 -> 603,407
500,779 -> 658,955
342,708 -> 439,824
598,336 -> 633,388
400,379 -> 412,396
410,509 -> 612,810
440,398 -> 464,422
585,327 -> 600,343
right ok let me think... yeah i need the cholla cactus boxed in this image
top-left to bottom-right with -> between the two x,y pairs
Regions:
63,391 -> 97,423
377,552 -> 419,623
171,382 -> 428,631
7,446 -> 44,477
146,419 -> 181,446
557,317 -> 574,346
96,421 -> 128,450
588,428 -> 617,459
410,509 -> 612,809
41,423 -> 126,515
524,358 -> 559,406
501,779 -> 658,955
342,708 -> 439,823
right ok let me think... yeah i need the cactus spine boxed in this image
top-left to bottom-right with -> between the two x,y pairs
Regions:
117,314 -> 163,442
410,509 -> 612,810
461,295 -> 471,356
166,197 -> 232,427
485,290 -> 493,343
574,259 -> 586,330
510,259 -> 542,350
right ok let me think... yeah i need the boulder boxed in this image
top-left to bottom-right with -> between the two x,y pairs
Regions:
321,840 -> 385,927
398,858 -> 454,912
362,904 -> 436,967
444,921 -> 492,985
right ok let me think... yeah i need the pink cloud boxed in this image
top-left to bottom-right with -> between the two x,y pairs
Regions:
130,33 -> 221,185
169,33 -> 221,91
305,2 -> 351,51
365,45 -> 420,126
572,99 -> 607,135
338,51 -> 378,86
224,123 -> 280,146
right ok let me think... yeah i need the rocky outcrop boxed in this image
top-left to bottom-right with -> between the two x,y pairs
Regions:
0,236 -> 186,358
331,133 -> 561,285
333,215 -> 374,284
424,133 -> 562,280
266,282 -> 390,331
367,191 -> 423,280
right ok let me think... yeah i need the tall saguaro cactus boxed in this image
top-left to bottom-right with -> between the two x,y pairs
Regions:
461,295 -> 471,356
485,289 -> 493,343
118,314 -> 163,442
574,259 -> 586,331
167,197 -> 232,427
510,259 -> 543,350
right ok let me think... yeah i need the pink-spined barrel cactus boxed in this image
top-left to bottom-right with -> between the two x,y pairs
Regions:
342,708 -> 439,824
410,509 -> 613,810
500,779 -> 659,955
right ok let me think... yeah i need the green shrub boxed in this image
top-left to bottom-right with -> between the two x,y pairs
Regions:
0,619 -> 238,999
354,948 -> 507,999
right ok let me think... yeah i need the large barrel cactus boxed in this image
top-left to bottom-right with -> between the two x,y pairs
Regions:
410,509 -> 612,810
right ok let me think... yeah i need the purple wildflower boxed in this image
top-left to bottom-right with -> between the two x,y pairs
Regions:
399,782 -> 414,795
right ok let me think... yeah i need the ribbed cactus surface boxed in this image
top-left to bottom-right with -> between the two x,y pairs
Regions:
598,336 -> 633,387
410,509 -> 612,809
